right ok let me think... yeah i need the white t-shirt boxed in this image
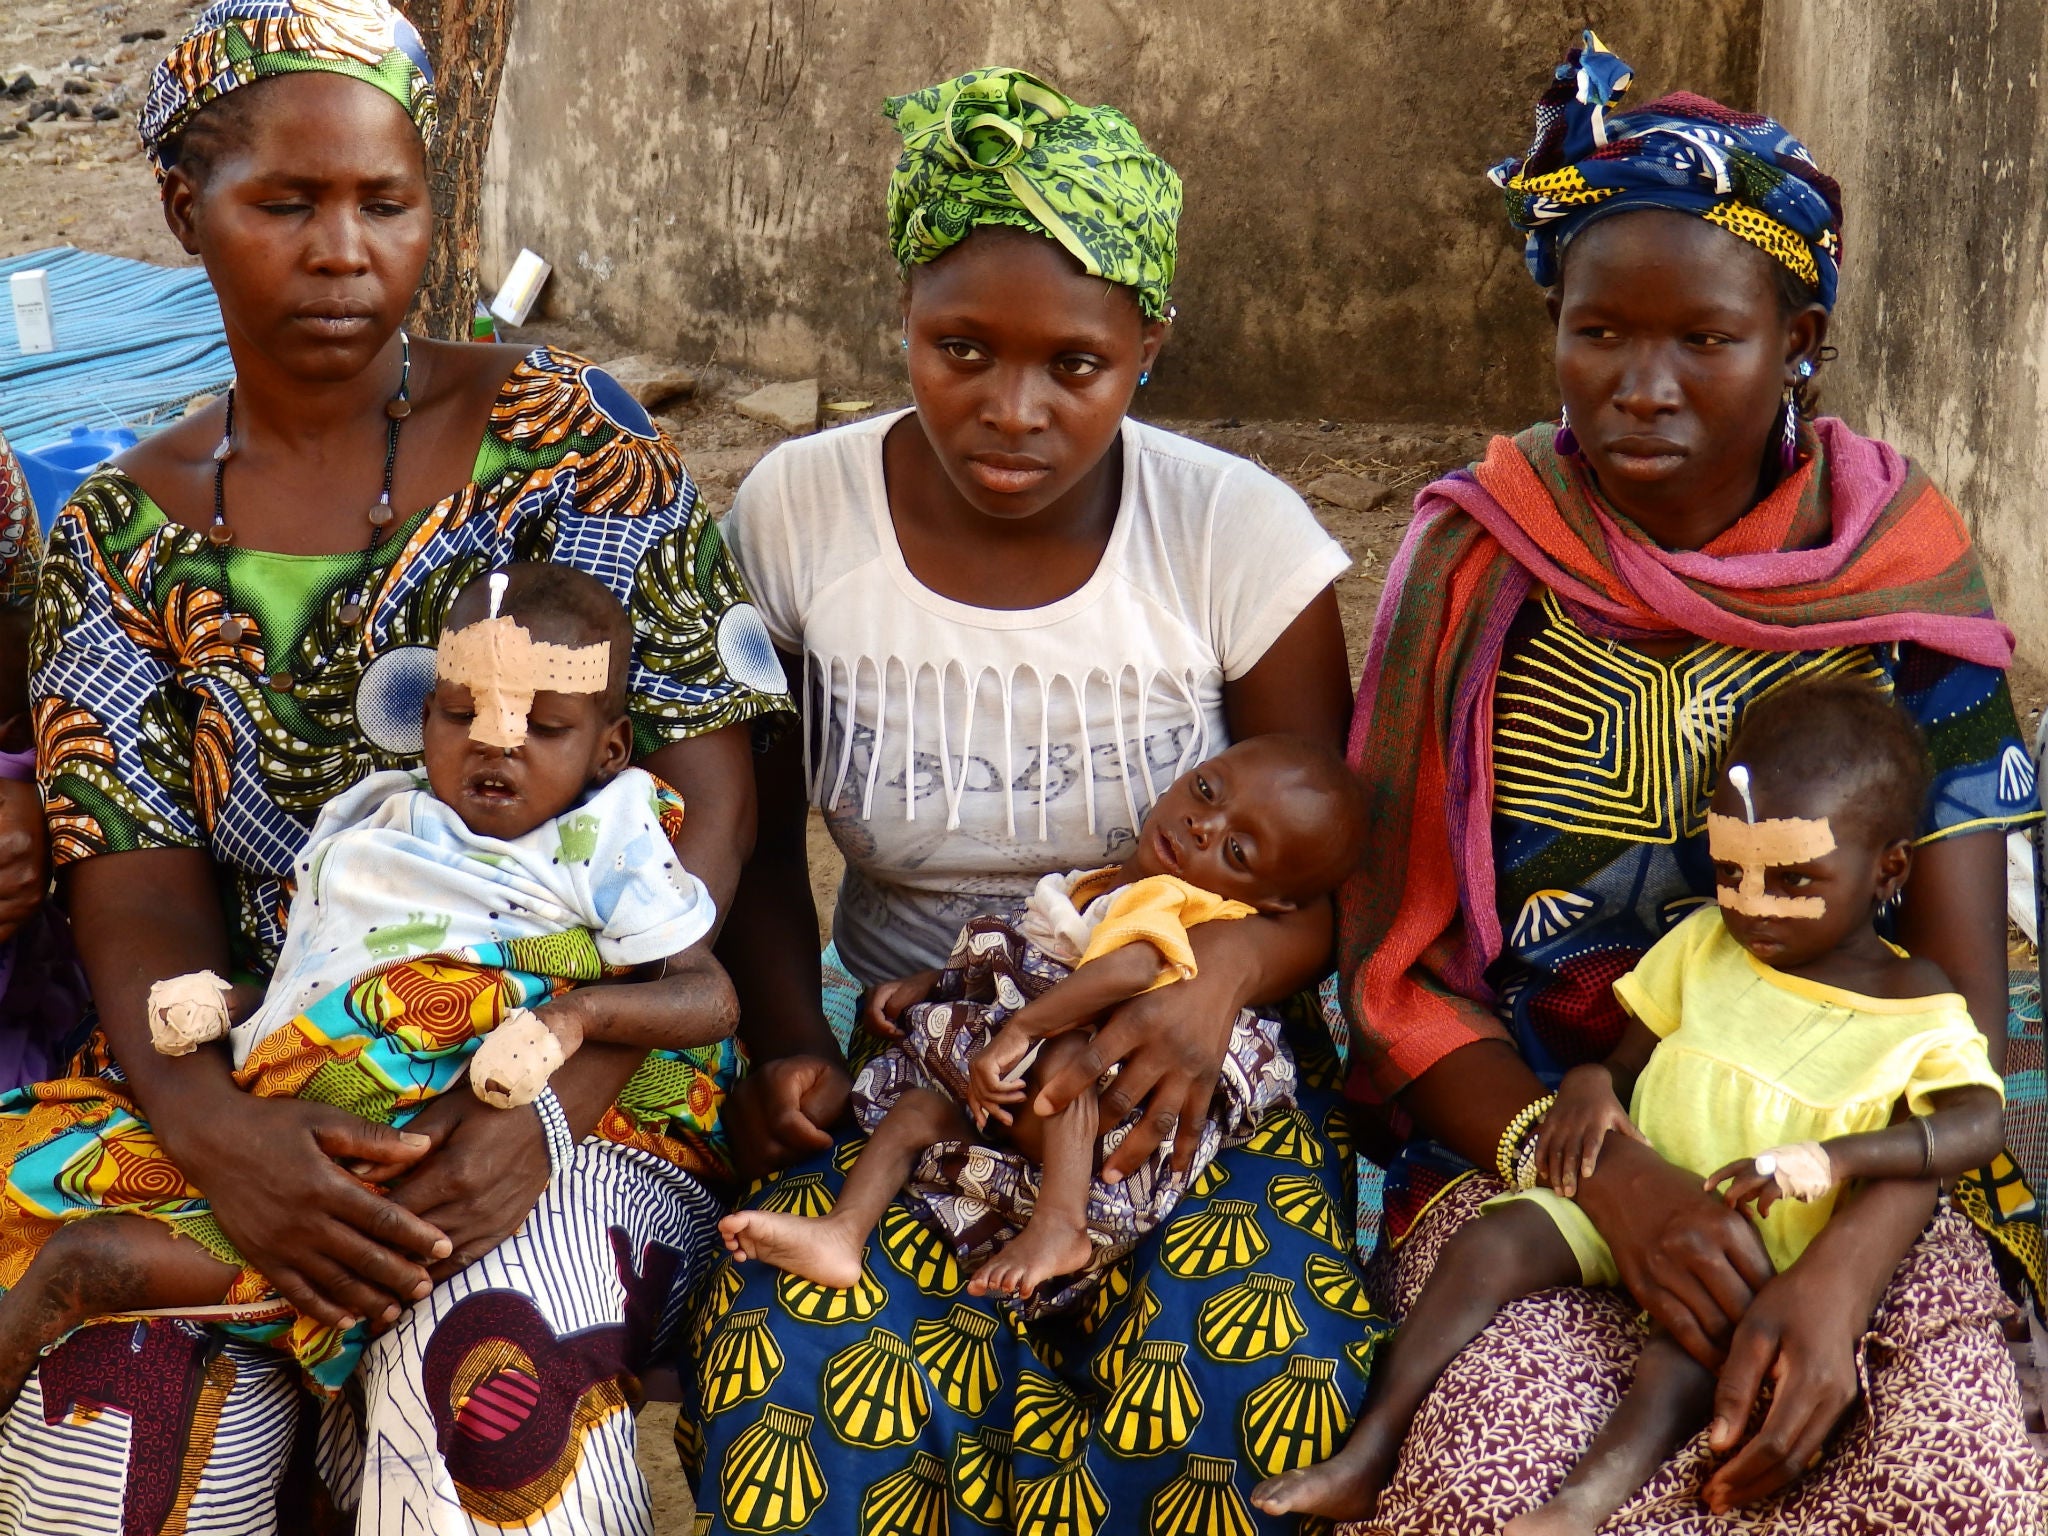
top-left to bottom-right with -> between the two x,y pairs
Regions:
723,409 -> 1349,981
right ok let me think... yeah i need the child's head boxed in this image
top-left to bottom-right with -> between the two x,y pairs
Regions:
422,563 -> 633,841
1707,678 -> 1930,968
1131,735 -> 1368,911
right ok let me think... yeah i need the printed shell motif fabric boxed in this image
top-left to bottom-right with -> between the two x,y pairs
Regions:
31,346 -> 791,978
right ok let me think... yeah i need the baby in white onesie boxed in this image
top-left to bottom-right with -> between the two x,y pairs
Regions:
0,564 -> 738,1403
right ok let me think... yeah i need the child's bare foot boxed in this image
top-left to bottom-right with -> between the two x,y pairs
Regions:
1502,1495 -> 1602,1536
718,1210 -> 865,1289
966,1220 -> 1094,1301
1251,1421 -> 1400,1520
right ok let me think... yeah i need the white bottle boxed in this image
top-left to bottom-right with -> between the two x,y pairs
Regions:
10,270 -> 53,355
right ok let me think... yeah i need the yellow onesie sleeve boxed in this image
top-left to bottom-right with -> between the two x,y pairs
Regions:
1076,875 -> 1257,992
1902,1021 -> 2005,1115
1611,904 -> 1720,1038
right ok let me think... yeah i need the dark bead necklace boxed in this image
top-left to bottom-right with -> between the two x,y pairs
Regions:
210,333 -> 412,694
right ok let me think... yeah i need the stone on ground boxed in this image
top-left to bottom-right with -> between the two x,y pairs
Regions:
734,378 -> 819,436
1304,471 -> 1392,512
598,353 -> 696,410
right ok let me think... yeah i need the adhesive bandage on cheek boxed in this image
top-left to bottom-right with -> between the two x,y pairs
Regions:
148,970 -> 234,1056
436,573 -> 611,749
1706,763 -> 1834,919
1753,1141 -> 1835,1202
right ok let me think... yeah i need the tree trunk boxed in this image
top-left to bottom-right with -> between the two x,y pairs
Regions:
405,0 -> 518,341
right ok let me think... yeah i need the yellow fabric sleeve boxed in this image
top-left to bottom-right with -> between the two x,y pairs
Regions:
1075,874 -> 1257,992
1611,906 -> 1717,1039
1902,1028 -> 2005,1116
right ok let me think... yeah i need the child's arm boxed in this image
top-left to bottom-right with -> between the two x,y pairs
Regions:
1004,942 -> 1170,1042
1534,1018 -> 1659,1198
468,946 -> 737,1110
964,943 -> 1170,1130
1707,1085 -> 2003,1216
859,969 -> 945,1041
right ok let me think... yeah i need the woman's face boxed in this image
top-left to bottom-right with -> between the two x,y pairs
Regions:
903,229 -> 1167,520
1551,210 -> 1825,518
164,73 -> 430,382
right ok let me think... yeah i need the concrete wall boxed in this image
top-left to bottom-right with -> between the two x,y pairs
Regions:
482,0 -> 1758,424
1761,0 -> 2048,668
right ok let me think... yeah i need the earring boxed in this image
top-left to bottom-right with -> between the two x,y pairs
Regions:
1779,385 -> 1800,472
1555,404 -> 1578,457
1138,370 -> 1151,387
900,336 -> 909,351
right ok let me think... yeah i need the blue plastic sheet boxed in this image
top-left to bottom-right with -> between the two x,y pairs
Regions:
0,245 -> 231,453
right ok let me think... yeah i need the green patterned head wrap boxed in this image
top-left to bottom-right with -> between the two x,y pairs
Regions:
140,0 -> 437,182
884,68 -> 1183,321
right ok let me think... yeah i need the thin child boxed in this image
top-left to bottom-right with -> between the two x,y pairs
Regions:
720,735 -> 1368,1310
0,564 -> 737,1402
1257,678 -> 2004,1530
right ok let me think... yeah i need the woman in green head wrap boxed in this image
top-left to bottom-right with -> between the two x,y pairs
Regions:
701,66 -> 1370,1536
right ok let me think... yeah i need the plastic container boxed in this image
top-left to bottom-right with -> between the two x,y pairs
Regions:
16,424 -> 137,533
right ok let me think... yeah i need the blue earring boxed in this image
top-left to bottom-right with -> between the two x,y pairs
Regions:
900,337 -> 909,351
1138,370 -> 1151,387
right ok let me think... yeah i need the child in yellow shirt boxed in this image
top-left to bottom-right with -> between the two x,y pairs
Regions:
719,734 -> 1368,1313
1256,679 -> 2004,1532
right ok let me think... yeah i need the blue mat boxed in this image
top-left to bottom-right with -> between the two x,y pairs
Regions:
0,246 -> 231,453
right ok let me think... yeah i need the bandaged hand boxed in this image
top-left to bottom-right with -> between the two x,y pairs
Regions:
470,1008 -> 579,1108
966,1025 -> 1038,1130
1706,1141 -> 1835,1217
148,970 -> 236,1056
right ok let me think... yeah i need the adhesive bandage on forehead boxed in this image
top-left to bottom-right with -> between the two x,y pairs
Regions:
1706,763 -> 1835,919
436,573 -> 611,749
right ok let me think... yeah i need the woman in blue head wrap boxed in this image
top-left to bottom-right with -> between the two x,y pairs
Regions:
1288,31 -> 2044,1536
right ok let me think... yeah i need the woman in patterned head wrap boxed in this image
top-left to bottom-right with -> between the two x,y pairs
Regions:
699,65 -> 1366,1536
2,3 -> 788,1531
1316,32 -> 2043,1535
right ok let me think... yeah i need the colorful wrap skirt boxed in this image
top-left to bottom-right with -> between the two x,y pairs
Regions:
851,914 -> 1297,1317
684,944 -> 1387,1536
0,933 -> 737,1393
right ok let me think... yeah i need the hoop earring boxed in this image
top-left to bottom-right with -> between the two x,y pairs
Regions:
1555,405 -> 1578,457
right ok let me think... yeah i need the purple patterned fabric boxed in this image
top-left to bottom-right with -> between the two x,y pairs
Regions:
1346,1177 -> 2043,1534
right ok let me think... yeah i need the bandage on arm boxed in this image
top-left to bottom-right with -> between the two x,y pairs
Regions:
148,970 -> 235,1056
470,1009 -> 574,1108
1752,1141 -> 1836,1202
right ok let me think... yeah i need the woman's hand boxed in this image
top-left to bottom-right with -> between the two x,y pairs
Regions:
1033,957 -> 1242,1183
1574,1134 -> 1777,1366
0,778 -> 48,944
385,1088 -> 552,1283
1697,1176 -> 1935,1509
1537,1064 -> 1649,1197
169,1088 -> 450,1328
724,1053 -> 853,1180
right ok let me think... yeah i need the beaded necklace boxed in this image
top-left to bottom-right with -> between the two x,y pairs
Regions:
209,333 -> 412,693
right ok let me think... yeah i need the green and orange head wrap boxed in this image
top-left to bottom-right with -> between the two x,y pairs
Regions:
139,0 -> 437,182
884,67 -> 1183,321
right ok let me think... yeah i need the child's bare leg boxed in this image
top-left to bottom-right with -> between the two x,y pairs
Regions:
719,1088 -> 970,1288
1503,1329 -> 1713,1535
0,1214 -> 235,1412
1253,1200 -> 1580,1521
969,1032 -> 1099,1301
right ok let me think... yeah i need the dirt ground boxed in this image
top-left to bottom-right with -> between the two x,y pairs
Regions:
9,12 -> 2047,1517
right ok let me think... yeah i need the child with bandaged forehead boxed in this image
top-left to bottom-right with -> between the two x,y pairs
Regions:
0,563 -> 736,1405
1257,677 -> 2006,1534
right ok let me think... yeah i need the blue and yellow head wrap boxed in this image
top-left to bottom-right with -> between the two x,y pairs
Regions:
140,0 -> 436,182
1489,33 -> 1843,309
884,67 -> 1183,321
